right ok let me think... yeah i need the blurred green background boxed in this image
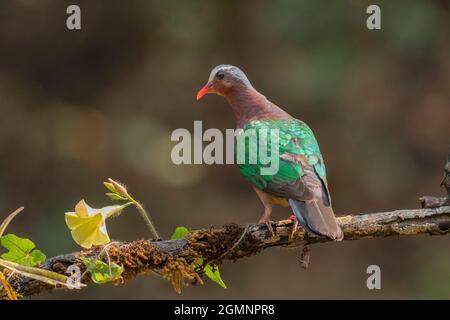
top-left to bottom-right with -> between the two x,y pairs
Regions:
0,0 -> 449,299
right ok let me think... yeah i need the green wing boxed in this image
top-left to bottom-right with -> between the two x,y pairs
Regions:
236,119 -> 327,194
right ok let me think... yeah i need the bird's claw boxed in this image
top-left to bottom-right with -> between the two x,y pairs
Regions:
289,214 -> 299,239
259,219 -> 275,236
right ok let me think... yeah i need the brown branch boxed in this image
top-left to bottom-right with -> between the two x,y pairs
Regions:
5,205 -> 450,298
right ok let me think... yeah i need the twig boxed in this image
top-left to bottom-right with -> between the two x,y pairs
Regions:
0,207 -> 24,238
215,223 -> 250,262
133,202 -> 160,240
0,271 -> 17,300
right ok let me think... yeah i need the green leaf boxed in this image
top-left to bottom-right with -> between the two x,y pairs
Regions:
171,226 -> 190,240
105,193 -> 128,201
0,234 -> 46,267
195,257 -> 227,289
203,263 -> 227,289
81,257 -> 123,284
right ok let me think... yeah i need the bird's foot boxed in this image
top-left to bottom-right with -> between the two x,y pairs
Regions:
258,218 -> 275,236
289,214 -> 299,239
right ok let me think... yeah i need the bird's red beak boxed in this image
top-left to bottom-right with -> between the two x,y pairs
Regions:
196,83 -> 212,100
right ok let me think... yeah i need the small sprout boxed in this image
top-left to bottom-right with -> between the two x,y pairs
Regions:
65,200 -> 130,249
80,257 -> 123,284
170,227 -> 189,240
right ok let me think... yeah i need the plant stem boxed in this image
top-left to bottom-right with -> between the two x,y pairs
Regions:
105,178 -> 161,239
132,201 -> 160,240
0,207 -> 24,238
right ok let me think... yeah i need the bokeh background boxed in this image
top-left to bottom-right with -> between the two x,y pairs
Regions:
0,0 -> 449,299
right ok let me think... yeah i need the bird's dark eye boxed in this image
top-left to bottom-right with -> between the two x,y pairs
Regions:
215,70 -> 225,80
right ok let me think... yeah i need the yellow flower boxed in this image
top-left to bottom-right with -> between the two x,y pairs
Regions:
65,200 -> 124,249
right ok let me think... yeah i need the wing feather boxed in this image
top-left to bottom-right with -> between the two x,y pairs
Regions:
237,119 -> 331,204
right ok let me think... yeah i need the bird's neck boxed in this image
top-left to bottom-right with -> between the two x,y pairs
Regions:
225,87 -> 290,128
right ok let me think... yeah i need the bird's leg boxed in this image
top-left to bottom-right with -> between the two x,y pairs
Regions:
258,205 -> 274,235
289,214 -> 299,239
253,187 -> 275,235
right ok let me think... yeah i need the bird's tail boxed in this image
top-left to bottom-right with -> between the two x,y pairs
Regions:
289,198 -> 343,241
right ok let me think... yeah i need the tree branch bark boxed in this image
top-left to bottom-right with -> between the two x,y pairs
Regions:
6,205 -> 450,298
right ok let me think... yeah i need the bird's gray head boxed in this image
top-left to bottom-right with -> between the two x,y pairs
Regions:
197,64 -> 253,100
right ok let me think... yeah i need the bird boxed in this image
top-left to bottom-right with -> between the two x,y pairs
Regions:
196,64 -> 343,241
